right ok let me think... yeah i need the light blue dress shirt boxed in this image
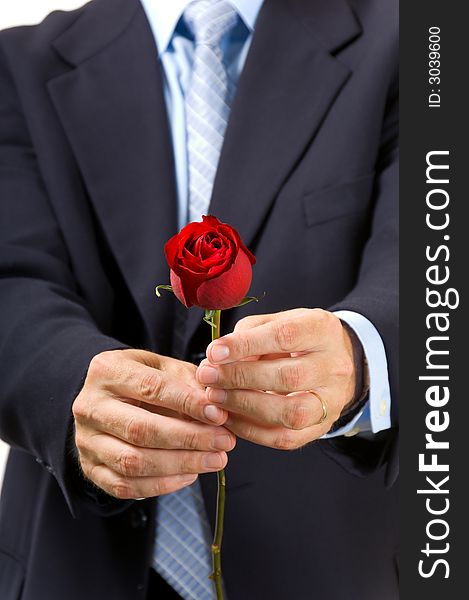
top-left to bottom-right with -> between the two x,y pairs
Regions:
139,0 -> 391,437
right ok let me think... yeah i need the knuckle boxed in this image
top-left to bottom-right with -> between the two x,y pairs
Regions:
118,448 -> 143,477
312,308 -> 330,324
177,389 -> 194,416
112,479 -> 133,499
72,394 -> 89,422
274,320 -> 298,352
237,392 -> 251,414
182,430 -> 200,450
242,423 -> 258,443
73,392 -> 100,426
238,334 -> 255,358
316,309 -> 341,335
231,337 -> 248,359
74,430 -> 87,453
329,311 -> 343,330
278,363 -> 304,390
139,371 -> 163,401
125,417 -> 150,446
231,364 -> 248,389
181,454 -> 197,474
88,351 -> 113,380
154,478 -> 181,496
80,458 -> 93,480
152,479 -> 164,496
273,429 -> 299,451
283,401 -> 310,430
87,403 -> 103,428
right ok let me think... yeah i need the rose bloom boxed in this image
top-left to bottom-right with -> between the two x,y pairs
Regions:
164,215 -> 256,310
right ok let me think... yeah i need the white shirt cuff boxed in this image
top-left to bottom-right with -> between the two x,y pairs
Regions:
322,310 -> 392,438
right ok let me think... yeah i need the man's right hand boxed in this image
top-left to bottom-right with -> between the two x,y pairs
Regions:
72,349 -> 236,499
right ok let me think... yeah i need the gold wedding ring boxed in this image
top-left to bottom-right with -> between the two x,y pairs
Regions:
306,391 -> 328,425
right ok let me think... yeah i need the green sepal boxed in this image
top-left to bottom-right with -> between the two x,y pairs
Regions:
203,309 -> 218,328
155,284 -> 173,298
235,293 -> 266,308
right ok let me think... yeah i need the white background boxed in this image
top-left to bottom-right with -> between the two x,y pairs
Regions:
0,1 -> 89,487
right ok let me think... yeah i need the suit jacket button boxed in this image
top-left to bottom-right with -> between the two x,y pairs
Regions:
130,506 -> 148,529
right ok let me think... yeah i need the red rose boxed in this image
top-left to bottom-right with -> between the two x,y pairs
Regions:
164,215 -> 256,310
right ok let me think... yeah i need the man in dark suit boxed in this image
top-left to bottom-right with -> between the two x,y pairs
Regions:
0,0 -> 398,598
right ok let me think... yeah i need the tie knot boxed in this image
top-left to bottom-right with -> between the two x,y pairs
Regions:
184,0 -> 238,47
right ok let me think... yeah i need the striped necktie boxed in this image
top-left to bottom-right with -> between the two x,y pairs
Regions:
185,0 -> 238,222
153,2 -> 238,598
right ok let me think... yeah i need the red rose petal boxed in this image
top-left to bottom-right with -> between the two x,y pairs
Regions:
195,250 -> 253,310
170,270 -> 190,307
164,216 -> 255,309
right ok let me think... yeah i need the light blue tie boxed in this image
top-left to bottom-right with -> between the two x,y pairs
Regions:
184,0 -> 238,222
153,2 -> 238,598
153,481 -> 216,599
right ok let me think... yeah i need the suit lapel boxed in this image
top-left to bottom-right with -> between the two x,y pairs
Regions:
182,0 -> 362,352
47,0 -> 178,350
44,0 -> 364,566
46,0 -> 361,355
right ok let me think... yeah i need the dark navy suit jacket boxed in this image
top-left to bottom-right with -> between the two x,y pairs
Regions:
0,0 -> 398,598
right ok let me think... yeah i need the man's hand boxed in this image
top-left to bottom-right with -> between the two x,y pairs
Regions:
73,349 -> 236,499
196,308 -> 357,450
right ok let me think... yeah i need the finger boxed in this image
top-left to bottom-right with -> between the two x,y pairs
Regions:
207,387 -> 326,430
225,414 -> 330,451
79,433 -> 229,477
89,353 -> 227,425
82,461 -> 199,499
206,309 -> 334,364
198,354 -> 319,393
80,399 -> 236,451
232,308 -> 312,333
233,313 -> 274,332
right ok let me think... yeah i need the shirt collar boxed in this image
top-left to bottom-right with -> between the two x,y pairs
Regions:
140,0 -> 264,54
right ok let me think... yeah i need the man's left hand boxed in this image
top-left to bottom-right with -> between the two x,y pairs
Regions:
196,308 -> 357,450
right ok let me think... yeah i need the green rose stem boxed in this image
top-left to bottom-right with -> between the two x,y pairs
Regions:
157,288 -> 262,599
208,308 -> 226,600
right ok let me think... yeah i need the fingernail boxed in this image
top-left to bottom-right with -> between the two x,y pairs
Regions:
208,388 -> 227,404
210,344 -> 230,362
213,434 -> 234,451
203,404 -> 224,423
198,365 -> 218,384
202,453 -> 224,470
